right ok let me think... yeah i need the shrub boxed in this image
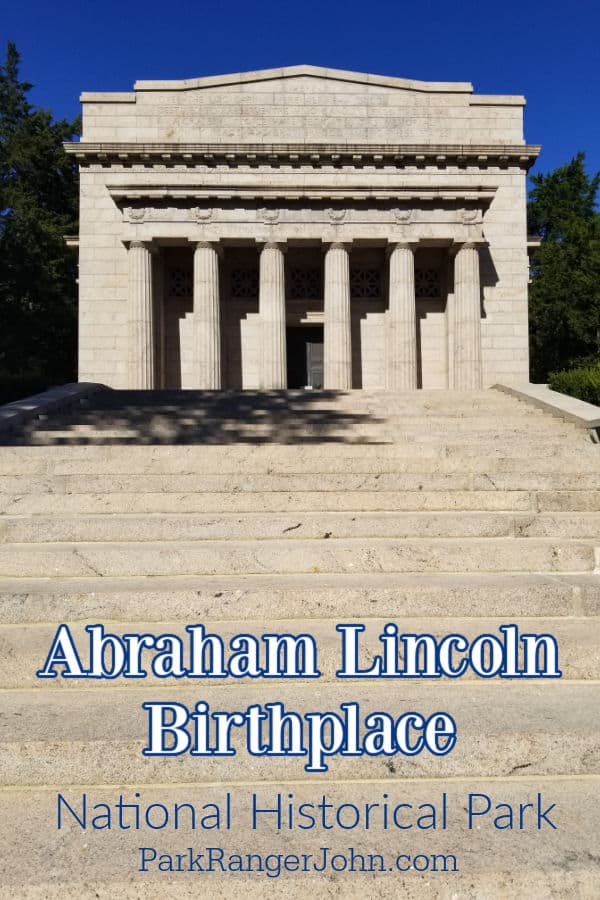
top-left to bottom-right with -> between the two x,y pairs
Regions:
548,364 -> 600,406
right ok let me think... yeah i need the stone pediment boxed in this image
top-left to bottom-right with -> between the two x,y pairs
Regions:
130,65 -> 475,95
78,65 -> 529,148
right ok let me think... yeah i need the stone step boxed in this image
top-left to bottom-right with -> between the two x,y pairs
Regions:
5,489 -> 600,515
27,415 -> 573,434
54,406 -> 547,422
5,456 -> 597,476
47,387 -> 544,408
16,413 -> 583,442
1,683 -> 597,783
1,444 -> 596,476
0,490 -> 538,515
27,403 -> 550,420
3,471 -> 600,493
22,430 -> 580,448
24,428 -> 580,448
0,443 -> 441,469
2,573 -> 598,623
2,438 -> 593,465
2,512 -> 600,544
27,403 -> 548,421
27,390 -> 547,407
377,427 -> 580,441
0,537 -> 596,578
4,459 -> 599,480
0,779 -> 595,897
537,491 -> 600,511
5,616 -> 598,686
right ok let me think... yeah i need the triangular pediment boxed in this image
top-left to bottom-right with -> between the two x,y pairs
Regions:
133,65 -> 473,95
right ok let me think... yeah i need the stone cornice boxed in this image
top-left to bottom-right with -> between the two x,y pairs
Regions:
108,184 -> 497,204
64,142 -> 541,171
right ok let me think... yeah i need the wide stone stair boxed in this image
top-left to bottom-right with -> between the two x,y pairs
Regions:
0,388 -> 599,898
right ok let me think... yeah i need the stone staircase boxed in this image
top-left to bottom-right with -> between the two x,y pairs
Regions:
0,388 -> 599,898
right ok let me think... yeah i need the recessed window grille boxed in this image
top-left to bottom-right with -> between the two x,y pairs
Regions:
288,267 -> 322,300
415,268 -> 441,298
167,267 -> 193,299
350,268 -> 382,299
230,268 -> 259,299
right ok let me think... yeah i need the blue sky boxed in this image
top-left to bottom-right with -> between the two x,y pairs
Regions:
2,0 -> 599,181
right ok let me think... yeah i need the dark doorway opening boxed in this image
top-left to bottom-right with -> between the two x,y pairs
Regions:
286,326 -> 324,389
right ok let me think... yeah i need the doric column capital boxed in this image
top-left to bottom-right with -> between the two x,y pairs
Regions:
260,241 -> 287,253
127,239 -> 158,254
322,241 -> 353,257
450,237 -> 486,254
193,240 -> 223,258
386,240 -> 418,257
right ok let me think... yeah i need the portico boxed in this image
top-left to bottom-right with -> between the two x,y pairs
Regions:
66,65 -> 540,390
125,230 -> 485,391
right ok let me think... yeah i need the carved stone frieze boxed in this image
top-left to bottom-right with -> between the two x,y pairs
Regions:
120,203 -> 488,228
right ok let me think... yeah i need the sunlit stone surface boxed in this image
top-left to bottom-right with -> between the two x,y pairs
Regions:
66,65 -> 539,390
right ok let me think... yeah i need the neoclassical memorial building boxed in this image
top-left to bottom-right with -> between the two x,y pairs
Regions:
66,66 -> 539,391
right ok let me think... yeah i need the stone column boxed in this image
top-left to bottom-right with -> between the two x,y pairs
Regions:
387,242 -> 417,390
193,241 -> 221,389
324,242 -> 352,389
128,241 -> 155,389
453,242 -> 483,390
259,242 -> 287,389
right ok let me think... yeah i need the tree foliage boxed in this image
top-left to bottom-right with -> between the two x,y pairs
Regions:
528,152 -> 600,381
0,41 -> 80,388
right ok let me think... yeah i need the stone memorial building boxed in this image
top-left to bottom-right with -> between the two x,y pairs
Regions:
66,65 -> 539,391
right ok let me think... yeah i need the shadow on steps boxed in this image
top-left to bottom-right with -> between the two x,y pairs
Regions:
3,390 -> 387,446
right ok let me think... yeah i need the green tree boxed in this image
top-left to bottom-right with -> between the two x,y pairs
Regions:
0,41 -> 80,393
528,152 -> 600,381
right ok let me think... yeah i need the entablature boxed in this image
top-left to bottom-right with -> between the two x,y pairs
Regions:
111,185 -> 492,245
